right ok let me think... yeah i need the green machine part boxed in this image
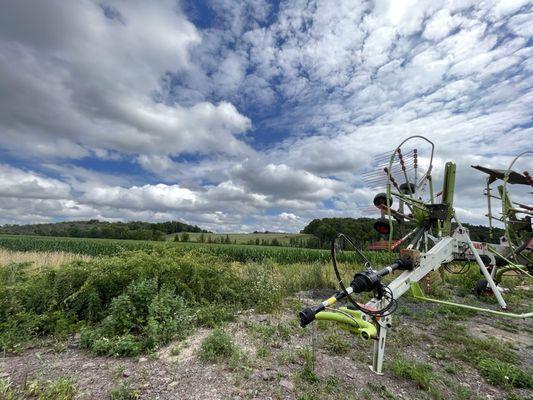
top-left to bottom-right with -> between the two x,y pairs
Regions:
410,282 -> 533,318
441,162 -> 456,236
315,307 -> 377,340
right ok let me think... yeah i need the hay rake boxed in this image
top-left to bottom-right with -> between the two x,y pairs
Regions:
299,136 -> 532,374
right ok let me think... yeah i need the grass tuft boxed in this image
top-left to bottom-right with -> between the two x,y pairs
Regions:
198,328 -> 240,363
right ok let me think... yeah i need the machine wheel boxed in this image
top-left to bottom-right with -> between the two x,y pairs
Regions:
373,192 -> 393,208
374,218 -> 391,235
474,279 -> 492,297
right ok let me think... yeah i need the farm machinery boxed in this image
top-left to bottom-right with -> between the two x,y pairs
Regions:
299,136 -> 532,374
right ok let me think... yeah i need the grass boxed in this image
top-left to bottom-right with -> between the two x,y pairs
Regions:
0,249 -> 91,272
323,331 -> 350,356
25,377 -> 78,400
0,378 -> 16,400
1,236 -> 531,399
198,328 -> 240,363
245,320 -> 295,347
419,310 -> 532,392
109,380 -> 141,400
476,358 -> 533,389
391,357 -> 434,390
296,347 -> 318,384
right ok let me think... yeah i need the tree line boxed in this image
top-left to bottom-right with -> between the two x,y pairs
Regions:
301,217 -> 505,248
0,220 -> 208,241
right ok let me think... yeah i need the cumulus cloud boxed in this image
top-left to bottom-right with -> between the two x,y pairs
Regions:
0,164 -> 71,200
83,184 -> 202,212
0,0 -> 251,159
1,0 -> 532,231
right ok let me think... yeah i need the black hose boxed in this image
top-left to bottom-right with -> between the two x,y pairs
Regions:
331,234 -> 398,317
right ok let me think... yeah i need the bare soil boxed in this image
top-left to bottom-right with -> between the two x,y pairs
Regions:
2,292 -> 532,400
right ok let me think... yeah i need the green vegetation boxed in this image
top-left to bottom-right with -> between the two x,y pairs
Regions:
0,378 -> 16,400
109,381 -> 141,400
25,377 -> 78,400
173,231 -> 317,247
476,359 -> 533,389
0,234 -> 156,256
198,328 -> 240,363
296,347 -> 318,384
303,217 -> 504,247
0,246 -> 350,354
323,331 -> 351,356
0,225 -> 529,399
0,217 -> 501,251
0,233 -> 394,264
0,219 -> 207,241
79,278 -> 191,356
391,357 -> 433,390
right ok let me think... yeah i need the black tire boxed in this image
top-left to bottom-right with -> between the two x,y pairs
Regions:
399,182 -> 416,194
374,218 -> 391,235
474,279 -> 488,298
373,192 -> 393,208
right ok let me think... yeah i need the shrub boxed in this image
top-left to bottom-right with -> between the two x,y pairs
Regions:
0,246 -> 337,355
241,264 -> 283,313
80,279 -> 190,355
198,328 -> 239,363
194,303 -> 235,328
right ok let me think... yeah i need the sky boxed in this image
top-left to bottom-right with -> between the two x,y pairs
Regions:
0,0 -> 532,232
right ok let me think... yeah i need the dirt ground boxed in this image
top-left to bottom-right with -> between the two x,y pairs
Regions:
2,291 -> 532,400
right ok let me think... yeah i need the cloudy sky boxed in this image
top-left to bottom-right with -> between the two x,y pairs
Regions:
0,0 -> 531,232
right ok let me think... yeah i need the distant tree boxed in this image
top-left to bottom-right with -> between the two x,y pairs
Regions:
180,232 -> 190,242
152,230 -> 166,241
174,234 -> 180,242
198,233 -> 205,243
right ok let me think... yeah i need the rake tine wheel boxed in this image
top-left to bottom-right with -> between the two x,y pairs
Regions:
501,151 -> 533,268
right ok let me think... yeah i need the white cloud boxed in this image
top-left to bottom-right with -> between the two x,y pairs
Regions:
0,0 -> 531,233
423,9 -> 462,41
83,183 -> 201,212
0,164 -> 70,199
0,0 -> 251,159
233,160 -> 342,201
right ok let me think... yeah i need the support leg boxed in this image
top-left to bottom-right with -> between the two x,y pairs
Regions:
371,320 -> 388,374
455,218 -> 508,309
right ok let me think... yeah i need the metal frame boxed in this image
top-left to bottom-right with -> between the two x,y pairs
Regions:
301,138 -> 532,375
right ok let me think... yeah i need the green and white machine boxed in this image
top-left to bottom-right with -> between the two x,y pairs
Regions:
299,136 -> 532,374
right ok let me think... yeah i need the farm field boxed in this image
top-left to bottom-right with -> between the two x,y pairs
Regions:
169,231 -> 316,246
0,238 -> 531,400
0,234 -> 393,264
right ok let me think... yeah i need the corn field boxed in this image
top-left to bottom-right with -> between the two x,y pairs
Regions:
0,234 -> 394,265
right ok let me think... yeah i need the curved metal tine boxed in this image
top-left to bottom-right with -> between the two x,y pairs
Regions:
373,147 -> 416,161
397,148 -> 415,200
413,149 -> 418,194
